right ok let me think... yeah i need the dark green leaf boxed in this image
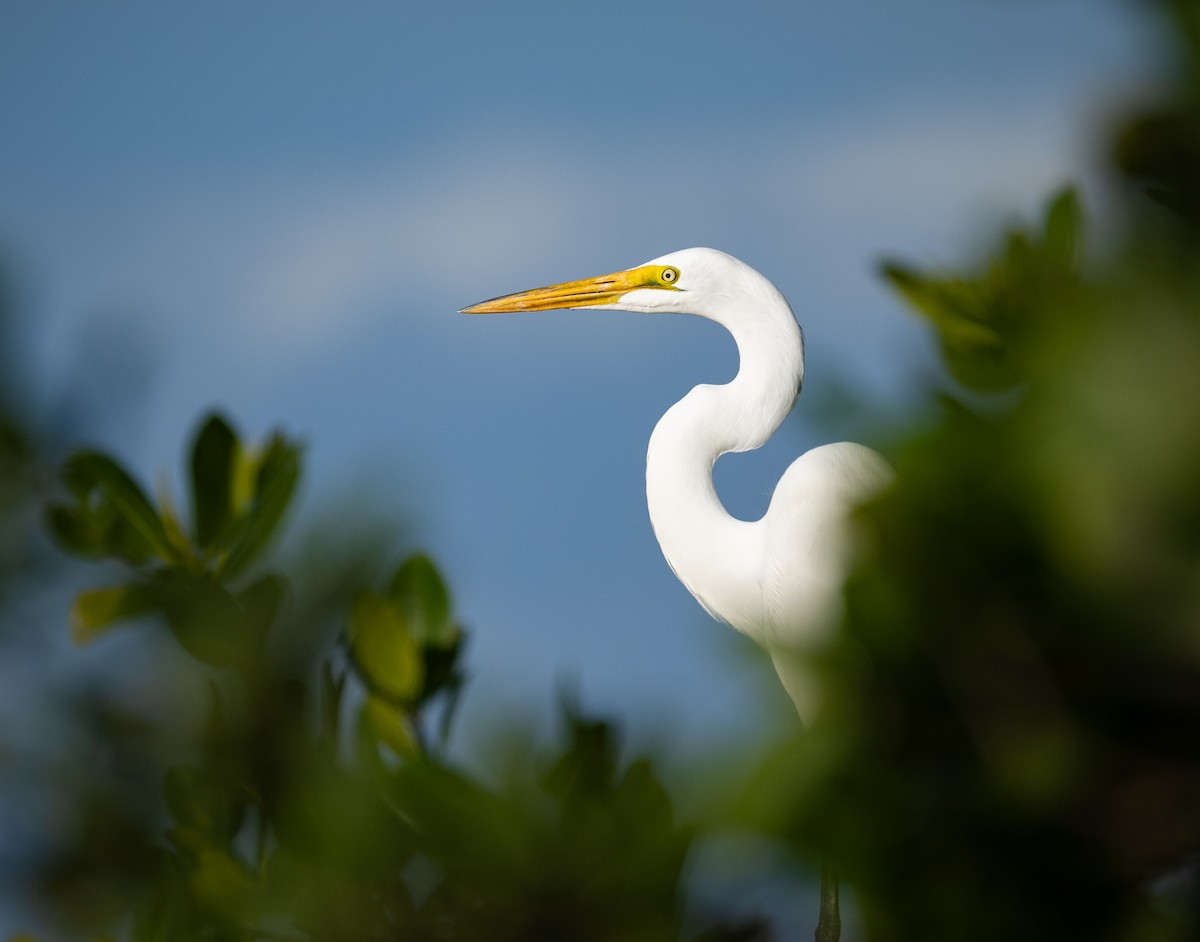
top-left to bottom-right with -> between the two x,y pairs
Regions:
237,573 -> 284,637
164,766 -> 245,853
44,503 -> 106,558
320,662 -> 346,745
880,263 -> 1002,349
127,856 -> 190,942
56,452 -> 174,563
190,849 -> 258,913
388,553 -> 455,645
190,413 -> 238,552
881,262 -> 1018,391
221,433 -> 300,577
419,633 -> 464,704
151,570 -> 263,669
1044,187 -> 1082,267
387,760 -> 522,869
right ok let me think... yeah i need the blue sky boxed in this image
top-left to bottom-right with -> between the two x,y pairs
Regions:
0,1 -> 1152,752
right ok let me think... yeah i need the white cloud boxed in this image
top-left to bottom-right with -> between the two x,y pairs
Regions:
60,90 -> 1097,372
231,148 -> 588,353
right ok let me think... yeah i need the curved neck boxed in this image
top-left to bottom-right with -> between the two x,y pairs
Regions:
645,293 -> 804,640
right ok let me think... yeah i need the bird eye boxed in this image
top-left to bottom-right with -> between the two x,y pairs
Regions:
660,267 -> 679,284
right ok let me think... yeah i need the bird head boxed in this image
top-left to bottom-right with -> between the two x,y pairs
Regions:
460,247 -> 750,317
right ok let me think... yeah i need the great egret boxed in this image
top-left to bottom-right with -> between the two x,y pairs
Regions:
462,247 -> 892,722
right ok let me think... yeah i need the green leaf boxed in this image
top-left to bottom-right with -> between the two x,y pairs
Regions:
55,452 -> 174,563
237,574 -> 284,637
190,413 -> 238,551
221,433 -> 300,577
348,591 -> 423,702
152,571 -> 264,669
190,849 -> 258,914
882,263 -> 1018,392
44,503 -> 105,558
69,583 -> 157,645
880,264 -> 1002,349
353,702 -> 388,781
388,553 -> 455,646
364,695 -> 420,758
128,855 -> 189,942
164,766 -> 245,853
420,633 -> 464,705
1044,187 -> 1082,267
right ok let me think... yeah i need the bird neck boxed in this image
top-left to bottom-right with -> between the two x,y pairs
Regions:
645,294 -> 804,641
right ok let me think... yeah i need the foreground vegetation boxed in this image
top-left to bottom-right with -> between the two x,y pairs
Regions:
4,2 -> 1200,939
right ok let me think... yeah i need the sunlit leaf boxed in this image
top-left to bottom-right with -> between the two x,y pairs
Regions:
230,443 -> 257,513
365,695 -> 420,759
69,583 -> 157,645
348,591 -> 423,702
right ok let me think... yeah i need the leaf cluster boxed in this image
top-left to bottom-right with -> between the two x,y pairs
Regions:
751,9 -> 1200,938
24,412 -> 764,942
881,189 -> 1083,392
348,554 -> 466,756
45,414 -> 299,667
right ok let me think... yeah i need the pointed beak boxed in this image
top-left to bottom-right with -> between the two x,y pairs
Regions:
460,265 -> 662,314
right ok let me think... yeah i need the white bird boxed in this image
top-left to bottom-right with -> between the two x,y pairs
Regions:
462,248 -> 892,723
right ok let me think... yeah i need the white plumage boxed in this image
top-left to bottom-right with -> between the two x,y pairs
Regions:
464,247 -> 892,722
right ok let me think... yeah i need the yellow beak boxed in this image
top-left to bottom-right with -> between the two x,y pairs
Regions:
460,264 -> 665,314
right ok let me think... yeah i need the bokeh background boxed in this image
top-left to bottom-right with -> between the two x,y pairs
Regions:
1,2 -> 1184,938
0,0 -> 1150,738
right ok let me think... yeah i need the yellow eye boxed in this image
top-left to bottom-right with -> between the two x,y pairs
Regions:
660,267 -> 680,284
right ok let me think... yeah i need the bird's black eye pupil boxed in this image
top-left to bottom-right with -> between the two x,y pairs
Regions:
663,268 -> 678,283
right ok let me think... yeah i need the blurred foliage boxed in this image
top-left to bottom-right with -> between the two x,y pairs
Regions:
1116,0 -> 1200,245
45,414 -> 300,665
0,264 -> 46,613
744,3 -> 1200,940
8,2 -> 1200,941
881,188 -> 1082,392
18,413 -> 764,941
